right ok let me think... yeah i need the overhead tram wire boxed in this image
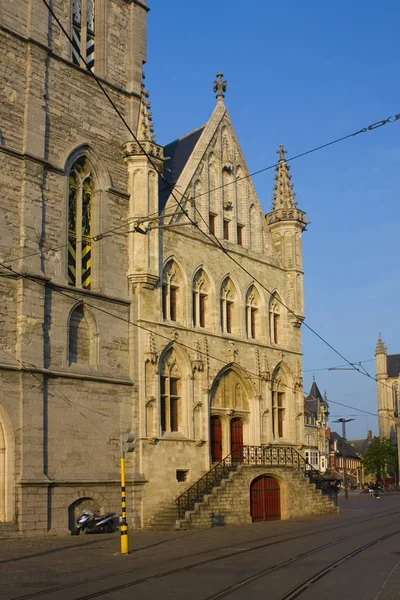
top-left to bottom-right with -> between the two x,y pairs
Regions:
36,0 -> 400,399
0,345 -> 111,425
0,261 -> 262,381
0,262 -> 392,428
303,359 -> 375,373
38,0 -> 400,244
10,0 -> 400,274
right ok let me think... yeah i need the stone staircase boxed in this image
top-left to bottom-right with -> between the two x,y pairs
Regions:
146,503 -> 181,531
146,446 -> 339,531
175,464 -> 338,530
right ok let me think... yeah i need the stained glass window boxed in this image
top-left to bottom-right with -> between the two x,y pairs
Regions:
68,157 -> 92,289
72,0 -> 95,69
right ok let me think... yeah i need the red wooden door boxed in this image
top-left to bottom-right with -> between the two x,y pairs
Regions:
211,416 -> 222,462
250,476 -> 281,522
230,418 -> 243,462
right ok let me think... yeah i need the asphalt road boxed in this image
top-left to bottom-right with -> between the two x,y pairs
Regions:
1,494 -> 400,600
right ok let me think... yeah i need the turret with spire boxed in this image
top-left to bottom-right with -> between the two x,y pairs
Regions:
121,73 -> 167,288
267,145 -> 306,224
266,145 -> 307,329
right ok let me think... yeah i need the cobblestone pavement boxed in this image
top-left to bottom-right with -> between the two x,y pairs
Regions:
1,494 -> 399,599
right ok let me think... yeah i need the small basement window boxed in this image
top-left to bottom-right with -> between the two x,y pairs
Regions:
176,470 -> 189,482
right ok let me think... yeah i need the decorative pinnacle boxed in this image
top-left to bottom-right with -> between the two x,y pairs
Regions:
375,333 -> 386,355
271,143 -> 297,211
277,144 -> 287,161
138,72 -> 156,141
213,72 -> 227,102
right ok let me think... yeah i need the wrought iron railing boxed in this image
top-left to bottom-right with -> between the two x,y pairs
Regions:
175,445 -> 337,519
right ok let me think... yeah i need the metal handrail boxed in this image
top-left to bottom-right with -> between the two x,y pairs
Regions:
175,446 -> 241,519
175,445 -> 337,519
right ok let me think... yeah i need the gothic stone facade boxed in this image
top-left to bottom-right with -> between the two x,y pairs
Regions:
375,336 -> 399,444
0,0 -> 309,534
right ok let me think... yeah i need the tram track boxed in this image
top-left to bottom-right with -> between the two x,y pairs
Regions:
11,507 -> 400,600
202,527 -> 400,600
280,528 -> 400,600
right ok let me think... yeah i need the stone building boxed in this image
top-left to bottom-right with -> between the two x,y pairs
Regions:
303,380 -> 330,473
375,335 -> 399,443
0,1 -> 335,534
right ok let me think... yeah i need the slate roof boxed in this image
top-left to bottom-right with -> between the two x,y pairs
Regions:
350,438 -> 372,456
387,354 -> 400,378
330,431 -> 361,460
306,398 -> 319,417
304,404 -> 314,416
159,126 -> 205,211
309,381 -> 324,402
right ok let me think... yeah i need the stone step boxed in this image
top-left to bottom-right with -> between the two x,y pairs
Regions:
0,523 -> 20,539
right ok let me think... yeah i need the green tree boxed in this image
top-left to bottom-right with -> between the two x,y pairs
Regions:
362,437 -> 398,480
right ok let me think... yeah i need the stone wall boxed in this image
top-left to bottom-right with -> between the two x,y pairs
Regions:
184,466 -> 338,528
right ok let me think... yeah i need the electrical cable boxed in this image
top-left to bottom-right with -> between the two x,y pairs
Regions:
0,345 -> 111,426
1,261 -> 396,431
18,1 -> 400,419
303,359 -> 375,373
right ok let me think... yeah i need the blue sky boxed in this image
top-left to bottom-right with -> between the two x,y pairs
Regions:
146,1 -> 400,440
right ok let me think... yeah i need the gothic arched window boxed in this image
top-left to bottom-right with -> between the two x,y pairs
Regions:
192,269 -> 209,328
271,365 -> 285,439
72,0 -> 95,69
269,293 -> 282,345
68,304 -> 95,366
160,348 -> 181,433
68,156 -> 93,289
393,382 -> 399,417
162,260 -> 182,323
220,277 -> 236,334
246,285 -> 260,339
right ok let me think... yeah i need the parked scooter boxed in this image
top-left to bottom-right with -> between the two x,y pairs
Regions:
75,511 -> 116,534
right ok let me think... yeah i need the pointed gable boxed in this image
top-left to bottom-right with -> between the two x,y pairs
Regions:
160,98 -> 270,254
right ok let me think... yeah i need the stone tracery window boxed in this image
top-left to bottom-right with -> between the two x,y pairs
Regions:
162,260 -> 182,322
269,293 -> 282,345
160,349 -> 181,433
68,156 -> 93,289
271,365 -> 286,439
246,285 -> 260,339
192,269 -> 209,328
72,0 -> 95,69
220,277 -> 236,334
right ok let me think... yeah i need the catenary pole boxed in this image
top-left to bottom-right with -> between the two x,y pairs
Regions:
334,418 -> 355,500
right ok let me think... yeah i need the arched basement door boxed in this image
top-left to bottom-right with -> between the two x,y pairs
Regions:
210,416 -> 222,462
250,476 -> 281,522
230,418 -> 243,462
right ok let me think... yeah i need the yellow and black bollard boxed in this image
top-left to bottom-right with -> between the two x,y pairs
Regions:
120,433 -> 136,555
120,456 -> 129,554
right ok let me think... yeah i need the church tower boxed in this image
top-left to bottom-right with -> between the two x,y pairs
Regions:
266,146 -> 307,332
375,334 -> 397,441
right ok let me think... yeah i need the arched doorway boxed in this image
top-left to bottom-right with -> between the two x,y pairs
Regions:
68,497 -> 101,534
250,476 -> 281,522
210,367 -> 250,461
230,418 -> 243,461
210,416 -> 222,462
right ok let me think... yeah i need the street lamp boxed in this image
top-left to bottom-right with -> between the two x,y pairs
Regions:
333,418 -> 355,500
